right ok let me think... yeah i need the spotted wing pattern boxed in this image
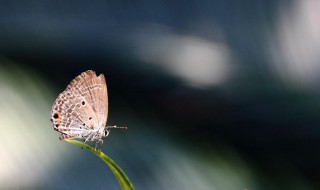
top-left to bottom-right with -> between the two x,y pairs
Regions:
50,70 -> 108,140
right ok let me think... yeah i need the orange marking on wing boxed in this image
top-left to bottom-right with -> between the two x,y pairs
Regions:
53,112 -> 61,125
56,112 -> 61,125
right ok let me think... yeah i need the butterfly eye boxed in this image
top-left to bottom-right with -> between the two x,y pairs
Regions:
104,129 -> 110,137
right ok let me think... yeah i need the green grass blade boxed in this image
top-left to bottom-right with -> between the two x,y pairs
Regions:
65,139 -> 135,190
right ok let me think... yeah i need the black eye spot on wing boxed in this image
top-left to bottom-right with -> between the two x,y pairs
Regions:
89,117 -> 92,120
82,101 -> 85,105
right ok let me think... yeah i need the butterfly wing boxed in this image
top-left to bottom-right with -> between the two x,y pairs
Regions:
51,70 -> 104,139
78,72 -> 108,130
65,70 -> 108,129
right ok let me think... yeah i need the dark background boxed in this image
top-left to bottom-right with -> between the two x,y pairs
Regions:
0,1 -> 319,189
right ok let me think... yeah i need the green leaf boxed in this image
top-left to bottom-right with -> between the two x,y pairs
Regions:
65,139 -> 135,190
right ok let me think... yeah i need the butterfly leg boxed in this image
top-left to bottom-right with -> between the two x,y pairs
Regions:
94,139 -> 104,151
82,133 -> 94,149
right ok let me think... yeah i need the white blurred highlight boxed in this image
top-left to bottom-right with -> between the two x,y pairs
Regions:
132,25 -> 233,88
0,62 -> 72,188
270,0 -> 320,89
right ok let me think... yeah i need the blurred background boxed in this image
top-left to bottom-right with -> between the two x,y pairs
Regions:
0,0 -> 320,189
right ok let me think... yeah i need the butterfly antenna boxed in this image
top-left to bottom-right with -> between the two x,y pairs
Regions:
106,125 -> 127,130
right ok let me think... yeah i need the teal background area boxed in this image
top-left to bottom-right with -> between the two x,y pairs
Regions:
0,1 -> 319,189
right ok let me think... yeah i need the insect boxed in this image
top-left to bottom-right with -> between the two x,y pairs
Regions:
50,70 -> 126,149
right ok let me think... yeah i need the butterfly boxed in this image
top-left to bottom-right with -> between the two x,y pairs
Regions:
50,70 -> 126,149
